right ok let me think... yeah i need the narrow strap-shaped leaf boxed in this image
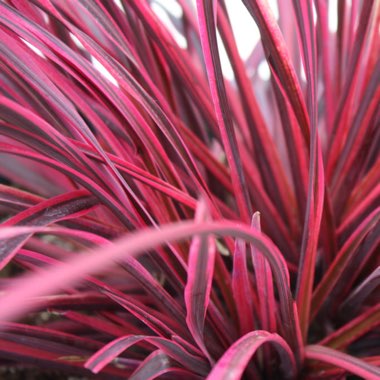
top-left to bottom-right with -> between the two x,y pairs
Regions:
340,267 -> 380,317
235,144 -> 298,259
185,199 -> 215,363
129,349 -> 175,380
270,69 -> 308,222
0,221 -> 300,360
344,158 -> 380,218
0,3 -> 186,195
0,321 -> 102,350
217,5 -> 295,226
62,311 -> 129,338
242,0 -> 310,143
306,357 -> 380,379
327,1 -> 378,177
85,335 -> 141,373
0,96 -> 111,191
311,207 -> 380,319
33,0 -> 211,200
0,26 -> 132,206
16,289 -> 117,312
295,146 -> 324,339
232,239 -> 255,335
196,0 -> 252,222
0,5 -> 160,223
0,185 -> 43,210
18,247 -> 192,346
206,330 -> 296,380
322,223 -> 379,316
315,0 -> 334,135
0,227 -> 112,252
250,212 -> 276,333
331,62 -> 380,216
94,289 -> 182,341
120,257 -> 189,339
0,142 -> 135,228
0,190 -> 97,269
73,140 -> 197,210
336,0 -> 348,96
305,345 -> 380,380
0,23 -> 183,231
291,0 -> 325,341
126,0 -> 218,134
337,184 -> 380,241
249,212 -> 278,375
84,334 -> 209,376
0,338 -> 127,378
318,304 -> 380,350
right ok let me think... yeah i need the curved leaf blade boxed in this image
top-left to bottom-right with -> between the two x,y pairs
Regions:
206,330 -> 296,380
305,345 -> 380,380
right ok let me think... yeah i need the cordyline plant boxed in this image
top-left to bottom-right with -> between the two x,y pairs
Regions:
0,0 -> 378,379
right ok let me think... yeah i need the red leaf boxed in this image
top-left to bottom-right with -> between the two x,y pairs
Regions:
232,239 -> 255,335
129,349 -> 190,380
196,0 -> 252,222
291,0 -> 326,342
217,5 -> 296,227
207,330 -> 296,380
250,212 -> 276,333
311,207 -> 380,318
0,221 -> 300,358
318,304 -> 380,350
242,0 -> 310,143
0,190 -> 97,269
84,334 -> 209,376
305,345 -> 380,380
185,199 -> 215,362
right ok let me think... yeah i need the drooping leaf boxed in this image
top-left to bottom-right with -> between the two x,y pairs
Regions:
0,190 -> 98,269
305,345 -> 380,380
129,349 -> 190,380
0,221 -> 300,357
206,330 -> 296,380
84,334 -> 209,376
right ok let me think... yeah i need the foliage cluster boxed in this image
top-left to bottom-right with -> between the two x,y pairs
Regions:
0,0 -> 379,379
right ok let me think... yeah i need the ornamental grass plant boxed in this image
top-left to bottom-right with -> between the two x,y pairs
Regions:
0,0 -> 379,379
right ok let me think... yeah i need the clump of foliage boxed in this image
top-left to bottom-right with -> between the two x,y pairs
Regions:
0,0 -> 379,379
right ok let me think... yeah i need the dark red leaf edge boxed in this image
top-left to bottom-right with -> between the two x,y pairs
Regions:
129,349 -> 196,380
311,207 -> 380,318
0,189 -> 98,269
206,330 -> 296,380
232,238 -> 255,335
84,334 -> 209,376
291,0 -> 325,342
184,199 -> 216,363
305,345 -> 380,380
0,221 -> 301,361
196,0 -> 252,223
250,212 -> 276,333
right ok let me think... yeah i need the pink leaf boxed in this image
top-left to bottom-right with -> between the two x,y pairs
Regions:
206,330 -> 296,380
305,345 -> 380,380
185,199 -> 215,362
